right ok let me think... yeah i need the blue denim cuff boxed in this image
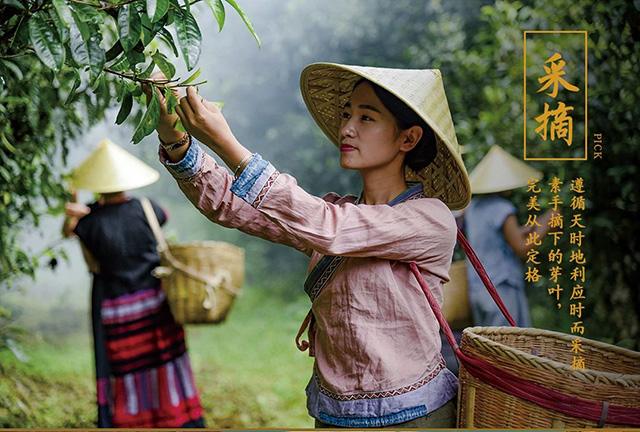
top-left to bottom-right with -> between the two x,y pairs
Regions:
230,154 -> 278,206
159,137 -> 203,179
318,405 -> 428,428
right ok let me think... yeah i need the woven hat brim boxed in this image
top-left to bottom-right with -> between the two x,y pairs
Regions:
469,145 -> 542,194
300,62 -> 471,210
71,139 -> 160,193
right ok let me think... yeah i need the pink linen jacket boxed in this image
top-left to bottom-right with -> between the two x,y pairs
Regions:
161,143 -> 459,426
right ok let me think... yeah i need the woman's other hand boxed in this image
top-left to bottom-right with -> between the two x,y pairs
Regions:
143,72 -> 186,145
65,202 -> 91,219
62,190 -> 91,237
175,86 -> 250,171
175,86 -> 239,151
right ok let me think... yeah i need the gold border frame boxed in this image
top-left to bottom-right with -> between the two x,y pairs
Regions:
524,30 -> 588,161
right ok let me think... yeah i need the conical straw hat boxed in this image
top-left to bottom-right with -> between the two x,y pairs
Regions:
300,62 -> 471,210
469,145 -> 542,194
71,139 -> 159,193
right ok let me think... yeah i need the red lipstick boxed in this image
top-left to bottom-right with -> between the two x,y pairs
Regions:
340,143 -> 356,152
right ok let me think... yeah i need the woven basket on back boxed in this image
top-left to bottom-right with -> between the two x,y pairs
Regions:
441,260 -> 472,330
458,326 -> 640,428
141,199 -> 244,325
156,241 -> 244,324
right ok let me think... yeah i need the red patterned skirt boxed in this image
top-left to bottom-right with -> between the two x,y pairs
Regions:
93,283 -> 203,428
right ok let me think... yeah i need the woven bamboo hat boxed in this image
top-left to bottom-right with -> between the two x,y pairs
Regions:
469,145 -> 542,194
71,138 -> 159,193
300,62 -> 471,210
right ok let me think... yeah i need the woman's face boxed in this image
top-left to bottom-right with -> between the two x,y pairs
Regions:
338,82 -> 406,172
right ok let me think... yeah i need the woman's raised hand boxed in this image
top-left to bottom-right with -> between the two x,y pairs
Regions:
175,86 -> 239,151
144,73 -> 250,169
143,72 -> 185,144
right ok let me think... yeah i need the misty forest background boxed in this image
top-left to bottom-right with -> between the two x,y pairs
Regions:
1,0 -> 639,428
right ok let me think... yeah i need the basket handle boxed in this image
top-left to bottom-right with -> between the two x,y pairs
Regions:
409,261 -> 461,352
141,198 -> 240,296
407,228 -> 515,359
456,228 -> 517,327
140,198 -> 169,252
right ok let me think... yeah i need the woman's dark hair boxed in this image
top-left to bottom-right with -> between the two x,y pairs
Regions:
353,79 -> 437,171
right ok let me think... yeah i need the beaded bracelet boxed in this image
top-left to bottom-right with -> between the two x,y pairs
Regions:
234,153 -> 255,178
160,133 -> 190,152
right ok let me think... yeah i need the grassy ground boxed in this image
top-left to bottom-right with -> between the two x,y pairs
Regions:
0,288 -> 315,428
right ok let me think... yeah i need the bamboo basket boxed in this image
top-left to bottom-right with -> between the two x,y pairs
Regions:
155,241 -> 244,325
442,260 -> 473,329
457,326 -> 640,428
141,198 -> 244,325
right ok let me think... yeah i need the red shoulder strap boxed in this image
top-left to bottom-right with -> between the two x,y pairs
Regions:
456,228 -> 517,327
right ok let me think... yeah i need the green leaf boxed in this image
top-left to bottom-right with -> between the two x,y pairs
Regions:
87,33 -> 105,83
1,132 -> 17,153
64,69 -> 81,105
116,80 -> 128,102
165,88 -> 178,114
1,60 -> 23,80
108,55 -> 129,72
174,7 -> 201,70
140,13 -> 167,46
147,0 -> 170,23
132,88 -> 160,143
52,0 -> 75,27
118,3 -> 142,52
71,11 -> 90,40
0,166 -> 11,181
205,0 -> 225,31
131,84 -> 144,97
116,89 -> 133,125
126,49 -> 145,67
71,3 -> 103,24
177,68 -> 200,85
91,73 -> 105,92
158,27 -> 179,57
2,0 -> 25,10
69,19 -> 104,83
146,0 -> 158,20
9,14 -> 30,49
29,12 -> 65,70
212,101 -> 225,110
184,80 -> 208,86
166,8 -> 175,25
138,59 -> 156,79
49,8 -> 70,44
151,50 -> 175,79
105,41 -> 124,62
224,0 -> 260,48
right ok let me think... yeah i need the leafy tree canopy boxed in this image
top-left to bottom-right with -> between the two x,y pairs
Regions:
0,0 -> 259,287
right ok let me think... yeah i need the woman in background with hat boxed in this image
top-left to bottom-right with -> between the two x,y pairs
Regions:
464,145 -> 556,327
144,63 -> 470,427
62,140 -> 205,428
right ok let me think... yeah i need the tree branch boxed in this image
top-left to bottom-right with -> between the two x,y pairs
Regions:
0,51 -> 34,60
97,0 -> 137,11
103,67 -> 202,88
66,0 -> 101,7
103,67 -> 172,85
0,46 -> 35,60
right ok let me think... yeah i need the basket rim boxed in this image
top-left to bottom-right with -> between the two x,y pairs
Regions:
167,240 -> 244,253
462,326 -> 640,384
